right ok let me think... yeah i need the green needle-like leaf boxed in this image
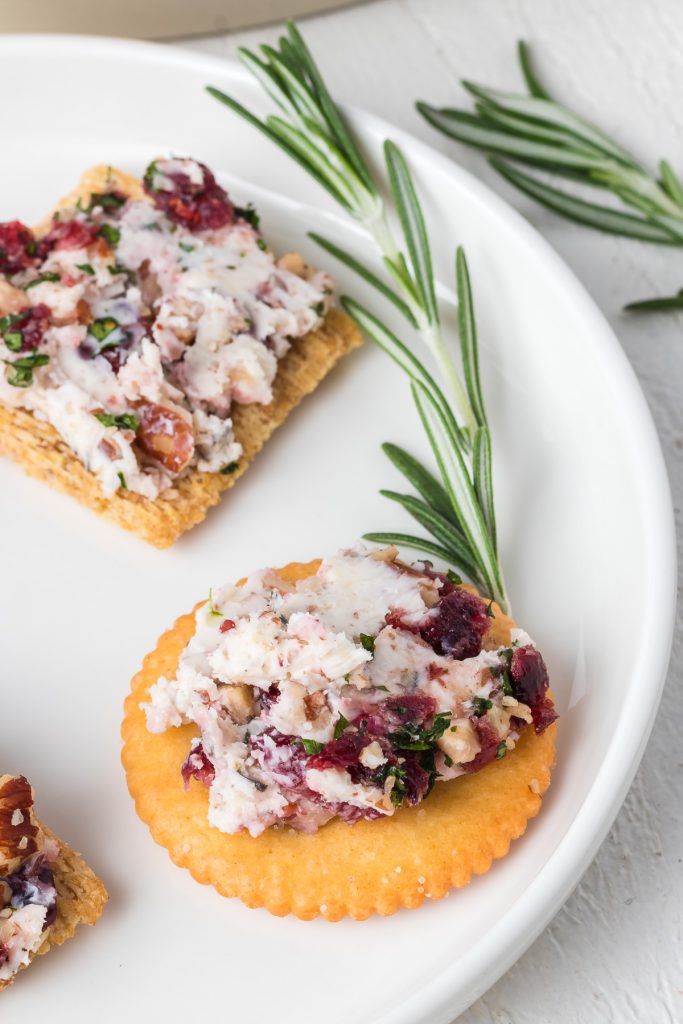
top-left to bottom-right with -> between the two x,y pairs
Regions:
309,233 -> 417,326
456,247 -> 487,428
517,40 -> 551,101
384,140 -> 439,325
490,158 -> 683,243
624,288 -> 683,312
381,442 -> 457,525
473,426 -> 497,556
362,532 -> 484,585
379,489 -> 481,578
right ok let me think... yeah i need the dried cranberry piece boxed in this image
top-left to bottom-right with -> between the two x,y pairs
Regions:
260,683 -> 280,712
307,731 -> 369,771
510,645 -> 557,733
0,943 -> 8,967
419,587 -> 490,659
400,752 -> 432,804
1,304 -> 51,352
250,727 -> 308,789
39,218 -> 99,255
144,159 -> 234,233
383,694 -> 437,726
461,716 -> 502,773
0,221 -> 38,275
5,854 -> 57,925
181,741 -> 215,789
219,618 -> 236,633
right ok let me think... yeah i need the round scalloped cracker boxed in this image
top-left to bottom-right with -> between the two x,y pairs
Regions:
122,559 -> 556,921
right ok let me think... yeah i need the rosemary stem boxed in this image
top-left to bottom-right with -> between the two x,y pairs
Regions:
422,322 -> 478,438
365,209 -> 403,266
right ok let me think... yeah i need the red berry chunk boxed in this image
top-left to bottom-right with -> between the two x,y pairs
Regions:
39,218 -> 99,254
144,158 -> 234,233
510,645 -> 557,733
0,221 -> 38,276
181,741 -> 216,789
0,304 -> 51,352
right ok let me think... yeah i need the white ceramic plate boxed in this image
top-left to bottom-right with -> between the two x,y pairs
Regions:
0,36 -> 675,1024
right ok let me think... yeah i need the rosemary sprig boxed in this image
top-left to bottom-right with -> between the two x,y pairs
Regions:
207,22 -> 476,432
418,41 -> 683,311
208,21 -> 508,610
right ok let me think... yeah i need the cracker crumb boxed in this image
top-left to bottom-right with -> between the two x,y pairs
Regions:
394,866 -> 401,873
529,778 -> 541,795
417,875 -> 426,884
319,904 -> 327,913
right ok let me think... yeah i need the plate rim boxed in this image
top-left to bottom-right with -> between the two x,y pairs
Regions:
0,32 -> 676,1023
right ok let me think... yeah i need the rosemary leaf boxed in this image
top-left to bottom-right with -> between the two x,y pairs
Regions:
379,489 -> 481,579
362,531 -> 482,581
309,233 -> 418,326
384,140 -> 439,326
624,289 -> 683,313
490,159 -> 681,243
456,247 -> 487,429
381,442 -> 456,524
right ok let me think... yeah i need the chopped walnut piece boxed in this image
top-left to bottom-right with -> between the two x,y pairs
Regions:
0,775 -> 41,875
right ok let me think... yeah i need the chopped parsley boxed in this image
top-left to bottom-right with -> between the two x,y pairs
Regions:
234,203 -> 260,229
372,764 -> 407,807
495,742 -> 507,760
25,271 -> 60,289
447,569 -> 462,585
220,461 -> 239,475
333,714 -> 349,739
117,472 -> 127,490
311,300 -> 325,317
471,697 -> 493,717
256,238 -> 267,251
443,754 -> 454,768
388,711 -> 452,752
4,352 -> 49,388
298,738 -> 325,756
98,223 -> 120,246
208,587 -> 222,617
359,633 -> 375,653
93,410 -> 140,432
76,263 -> 95,276
87,317 -> 120,354
497,648 -> 514,697
0,313 -> 26,352
179,242 -> 195,253
87,191 -> 126,212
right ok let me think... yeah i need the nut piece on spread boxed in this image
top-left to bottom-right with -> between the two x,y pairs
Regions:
0,775 -> 41,876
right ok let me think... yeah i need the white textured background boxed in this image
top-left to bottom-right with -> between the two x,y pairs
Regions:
178,3 -> 683,1021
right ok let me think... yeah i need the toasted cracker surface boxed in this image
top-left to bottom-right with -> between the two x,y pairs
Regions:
0,824 -> 107,990
122,561 -> 556,922
0,167 -> 362,548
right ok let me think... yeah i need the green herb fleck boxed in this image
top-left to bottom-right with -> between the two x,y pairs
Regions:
234,204 -> 260,229
495,742 -> 507,760
471,697 -> 493,717
333,714 -> 350,740
359,633 -> 375,653
4,352 -> 49,388
208,587 -> 222,617
93,410 -> 140,432
256,238 -> 267,251
220,461 -> 239,475
88,317 -> 119,345
117,472 -> 127,490
388,711 -> 452,752
311,300 -> 325,317
25,271 -> 60,289
87,191 -> 126,212
179,242 -> 195,253
447,569 -> 462,585
486,600 -> 495,619
443,754 -> 454,768
76,263 -> 95,276
299,738 -> 325,756
98,223 -> 120,246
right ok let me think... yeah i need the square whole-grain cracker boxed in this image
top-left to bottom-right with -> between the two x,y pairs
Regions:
0,773 -> 107,990
0,167 -> 362,547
